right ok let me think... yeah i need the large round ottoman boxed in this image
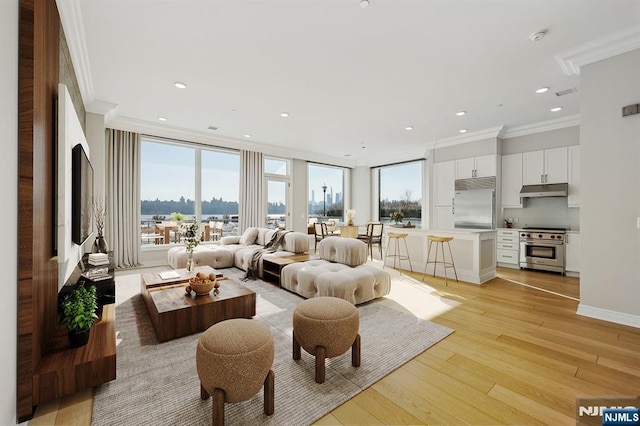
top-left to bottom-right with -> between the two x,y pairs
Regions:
196,319 -> 275,425
292,297 -> 360,383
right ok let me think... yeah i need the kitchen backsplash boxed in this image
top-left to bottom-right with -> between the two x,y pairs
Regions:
502,197 -> 579,231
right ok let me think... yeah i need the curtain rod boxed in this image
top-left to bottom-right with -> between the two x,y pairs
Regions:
371,158 -> 426,169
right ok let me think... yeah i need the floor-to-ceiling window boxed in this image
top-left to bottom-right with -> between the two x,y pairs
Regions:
264,157 -> 290,229
378,161 -> 423,226
308,163 -> 345,222
140,138 -> 240,246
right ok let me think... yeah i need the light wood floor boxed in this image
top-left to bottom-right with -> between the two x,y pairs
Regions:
30,268 -> 640,425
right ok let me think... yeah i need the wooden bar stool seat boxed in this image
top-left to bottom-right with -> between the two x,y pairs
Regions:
423,235 -> 458,285
384,232 -> 413,272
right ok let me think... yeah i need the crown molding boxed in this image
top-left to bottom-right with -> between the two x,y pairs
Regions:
425,125 -> 506,151
108,116 -> 357,168
556,24 -> 640,76
56,0 -> 94,104
501,114 -> 580,139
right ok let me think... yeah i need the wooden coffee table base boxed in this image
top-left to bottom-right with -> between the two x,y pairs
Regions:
141,266 -> 256,342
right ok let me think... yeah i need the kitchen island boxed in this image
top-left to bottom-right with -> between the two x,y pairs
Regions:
383,227 -> 497,284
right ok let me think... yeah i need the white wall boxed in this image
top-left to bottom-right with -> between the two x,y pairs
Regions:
1,1 -> 18,423
579,48 -> 640,327
501,126 -> 579,155
351,166 -> 372,223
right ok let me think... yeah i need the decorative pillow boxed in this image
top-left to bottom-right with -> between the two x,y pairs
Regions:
239,227 -> 259,246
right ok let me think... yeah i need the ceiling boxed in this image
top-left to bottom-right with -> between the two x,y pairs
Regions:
59,0 -> 640,166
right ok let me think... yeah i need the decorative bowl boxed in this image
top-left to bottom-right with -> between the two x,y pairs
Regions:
187,278 -> 215,296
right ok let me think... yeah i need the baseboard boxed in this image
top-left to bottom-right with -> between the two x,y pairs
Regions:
577,304 -> 640,328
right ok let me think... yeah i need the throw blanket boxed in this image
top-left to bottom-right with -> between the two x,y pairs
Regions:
244,230 -> 291,280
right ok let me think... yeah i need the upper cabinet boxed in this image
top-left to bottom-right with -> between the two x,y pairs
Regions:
568,145 -> 580,207
523,147 -> 568,185
455,154 -> 496,179
501,153 -> 523,208
433,160 -> 455,206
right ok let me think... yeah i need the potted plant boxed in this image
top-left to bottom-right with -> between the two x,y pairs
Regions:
389,211 -> 404,225
61,284 -> 98,348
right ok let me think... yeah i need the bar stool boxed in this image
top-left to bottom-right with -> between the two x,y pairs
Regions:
423,235 -> 458,285
384,232 -> 413,272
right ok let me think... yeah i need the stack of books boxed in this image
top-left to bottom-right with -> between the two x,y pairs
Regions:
82,266 -> 111,281
88,253 -> 109,266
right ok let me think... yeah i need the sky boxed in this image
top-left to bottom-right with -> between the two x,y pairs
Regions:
141,140 -> 239,201
141,140 -> 422,206
379,161 -> 423,203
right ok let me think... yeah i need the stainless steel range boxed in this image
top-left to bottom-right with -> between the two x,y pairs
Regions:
519,227 -> 566,274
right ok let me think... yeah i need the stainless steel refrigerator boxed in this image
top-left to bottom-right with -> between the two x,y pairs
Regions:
454,187 -> 496,229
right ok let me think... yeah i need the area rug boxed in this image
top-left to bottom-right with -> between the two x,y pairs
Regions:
92,268 -> 454,426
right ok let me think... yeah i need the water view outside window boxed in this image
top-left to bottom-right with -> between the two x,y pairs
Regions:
202,149 -> 240,236
140,139 -> 242,245
379,161 -> 422,226
141,140 -> 195,220
308,164 -> 344,220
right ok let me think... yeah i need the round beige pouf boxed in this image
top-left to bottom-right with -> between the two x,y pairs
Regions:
292,296 -> 360,383
196,319 -> 274,425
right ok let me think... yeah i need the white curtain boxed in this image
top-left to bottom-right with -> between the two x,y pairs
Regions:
239,150 -> 264,232
106,129 -> 141,268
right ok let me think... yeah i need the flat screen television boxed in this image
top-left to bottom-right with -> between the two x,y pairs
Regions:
71,144 -> 94,245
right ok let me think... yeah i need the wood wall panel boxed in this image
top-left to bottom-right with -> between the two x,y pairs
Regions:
18,0 -> 60,421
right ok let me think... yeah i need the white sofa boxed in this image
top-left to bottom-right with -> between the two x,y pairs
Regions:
167,227 -> 309,278
280,237 -> 391,305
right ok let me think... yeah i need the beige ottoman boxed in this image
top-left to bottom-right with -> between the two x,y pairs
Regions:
196,319 -> 275,425
292,297 -> 360,383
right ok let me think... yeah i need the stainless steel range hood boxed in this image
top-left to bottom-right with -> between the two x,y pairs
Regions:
519,183 -> 568,198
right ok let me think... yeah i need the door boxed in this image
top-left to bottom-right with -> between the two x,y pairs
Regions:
544,147 -> 568,184
434,206 -> 454,230
474,154 -> 496,178
523,150 -> 545,184
434,161 -> 455,206
501,153 -> 523,208
455,157 -> 475,179
266,178 -> 288,230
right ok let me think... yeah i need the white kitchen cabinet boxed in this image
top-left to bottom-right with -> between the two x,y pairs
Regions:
565,232 -> 581,273
434,160 -> 455,206
455,154 -> 496,179
496,229 -> 520,268
501,153 -> 523,208
523,147 -> 568,185
568,145 -> 580,207
434,205 -> 454,230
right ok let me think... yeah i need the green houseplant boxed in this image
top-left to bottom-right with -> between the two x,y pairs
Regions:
61,284 -> 98,348
389,211 -> 404,225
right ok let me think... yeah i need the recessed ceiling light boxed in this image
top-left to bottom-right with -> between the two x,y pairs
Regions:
456,111 -> 466,116
344,154 -> 352,157
158,116 -> 167,121
496,103 -> 504,107
550,107 -> 563,112
536,87 -> 549,94
459,129 -> 468,133
405,126 -> 414,131
244,134 -> 251,138
530,30 -> 546,42
174,82 -> 187,89
207,125 -> 218,131
232,109 -> 237,113
280,112 -> 289,118
360,0 -> 369,8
